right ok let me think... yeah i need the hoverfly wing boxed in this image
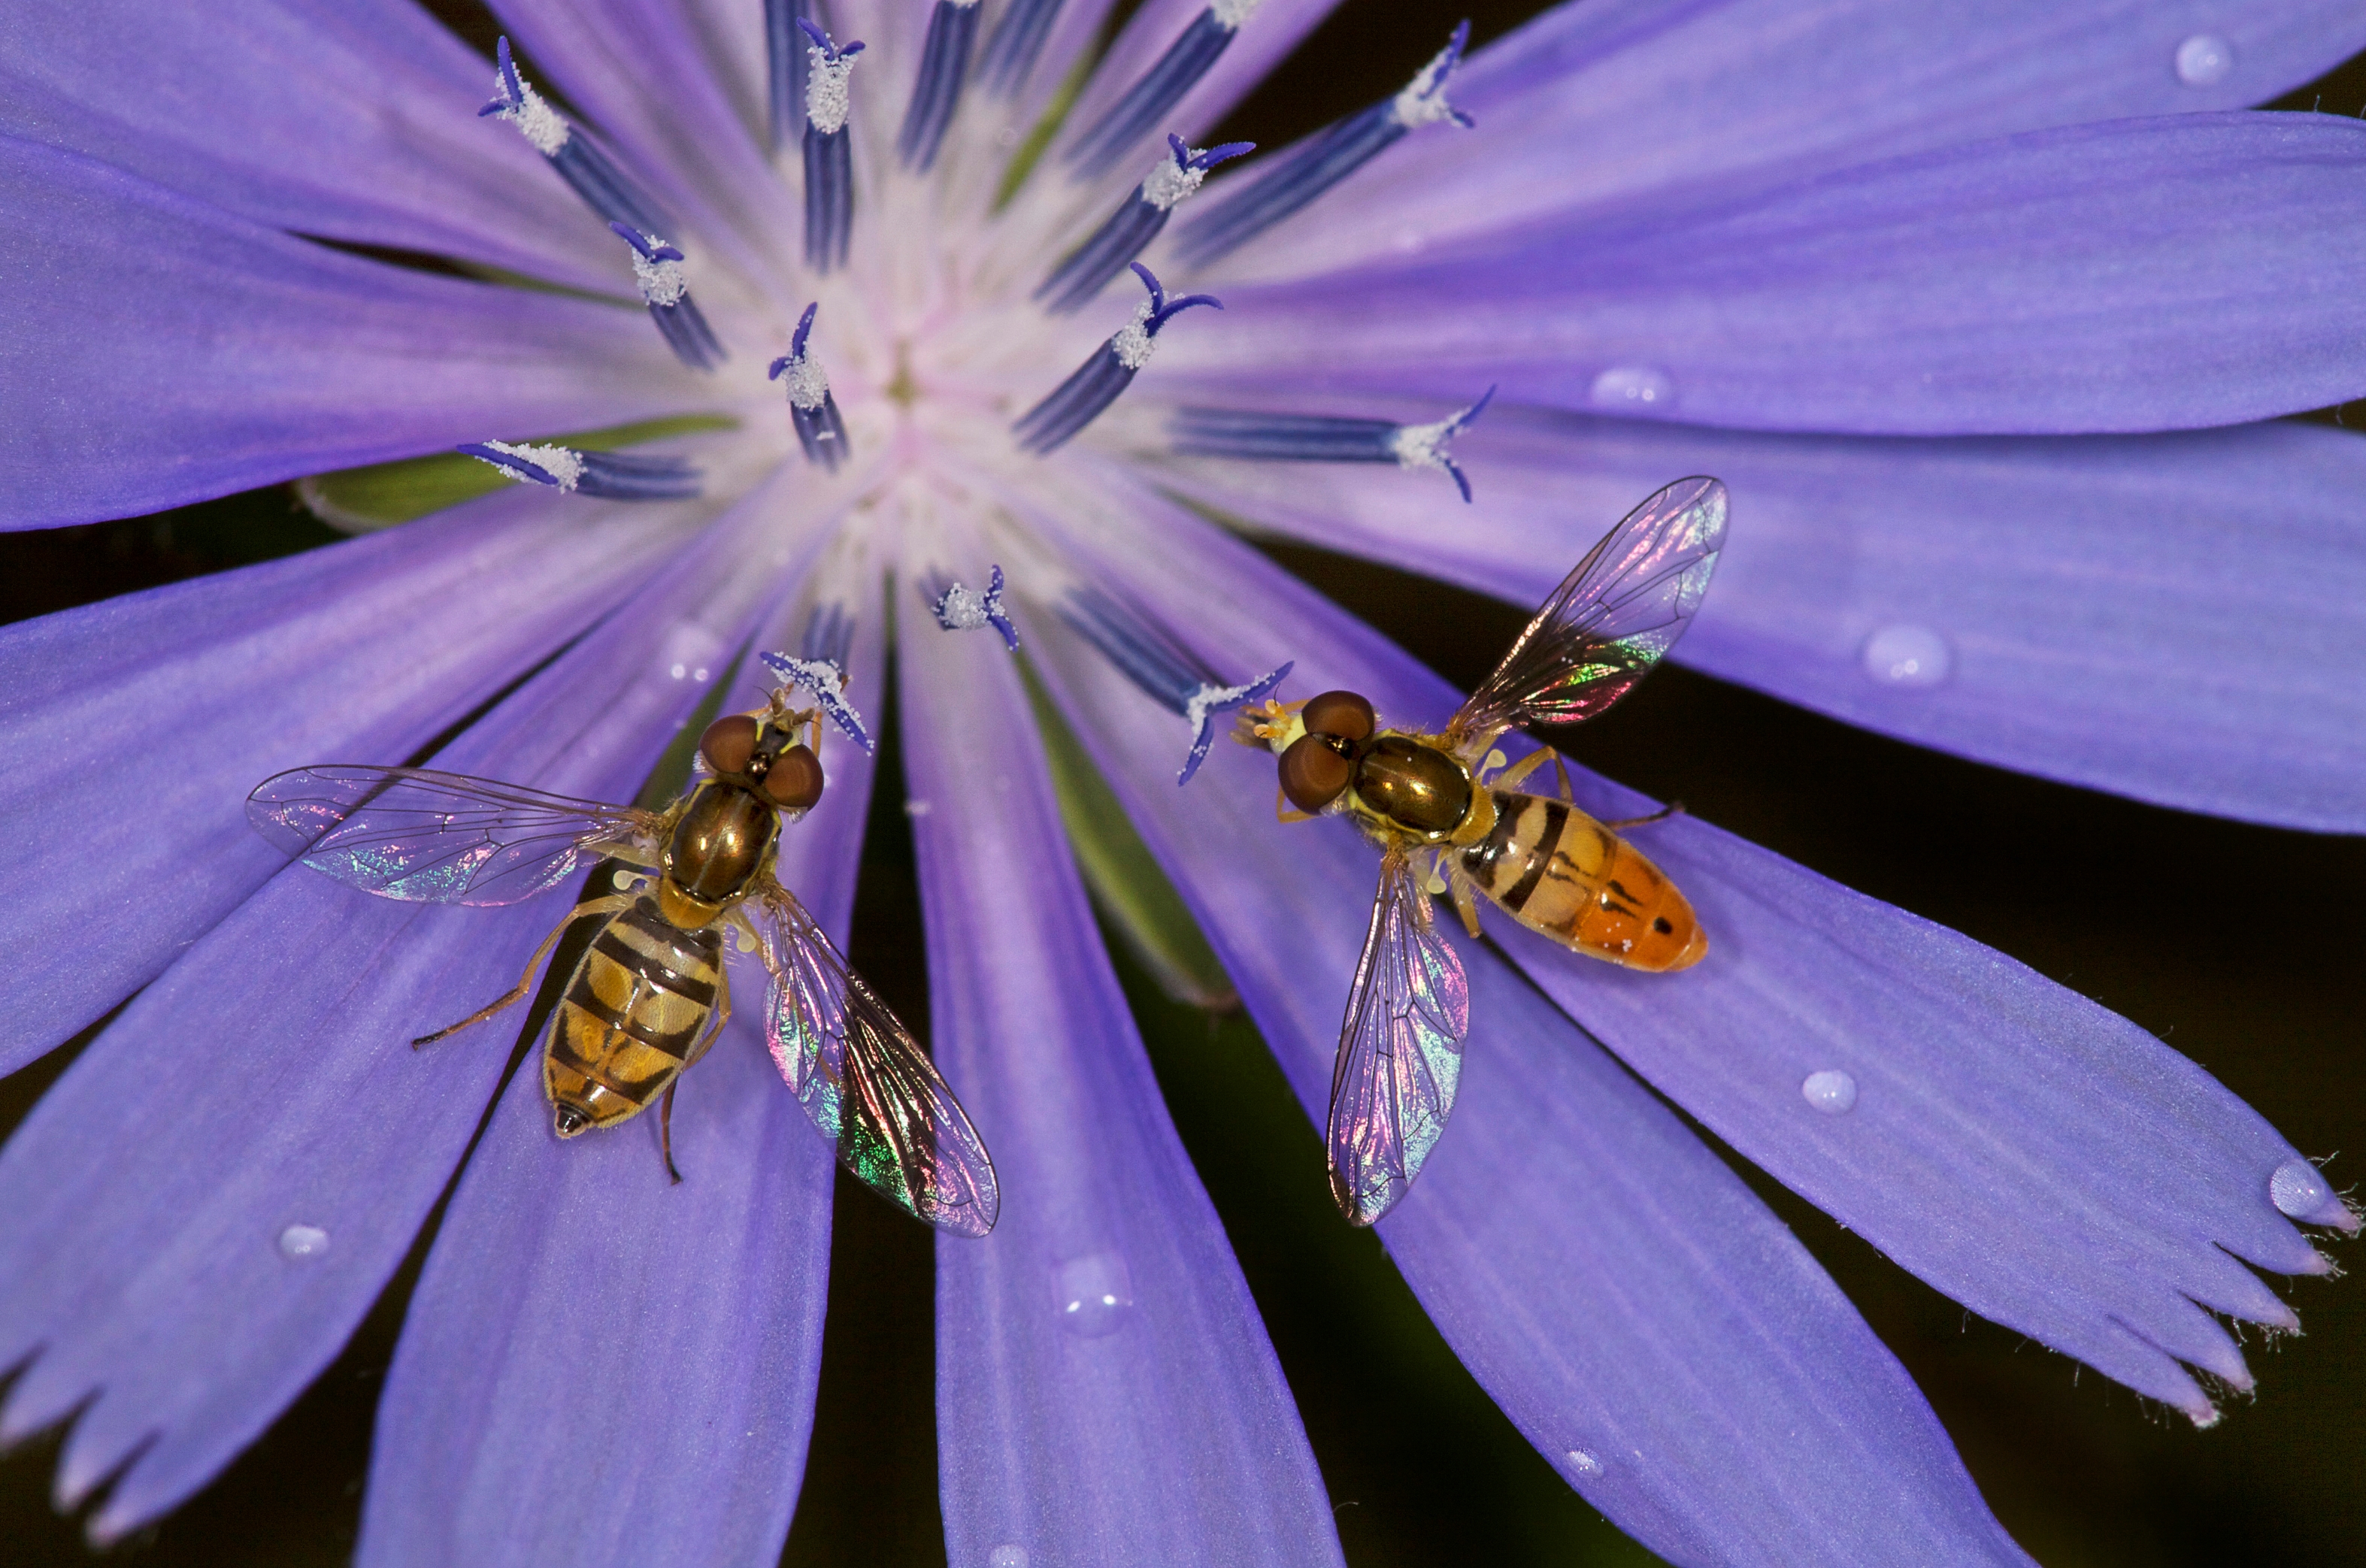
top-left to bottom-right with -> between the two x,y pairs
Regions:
1325,849 -> 1470,1227
749,883 -> 999,1237
1448,477 -> 1726,747
247,767 -> 663,907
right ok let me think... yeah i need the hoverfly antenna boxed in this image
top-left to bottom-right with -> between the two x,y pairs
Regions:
757,649 -> 875,754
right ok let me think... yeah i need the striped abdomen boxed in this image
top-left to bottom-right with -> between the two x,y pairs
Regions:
1458,791 -> 1706,972
546,897 -> 723,1133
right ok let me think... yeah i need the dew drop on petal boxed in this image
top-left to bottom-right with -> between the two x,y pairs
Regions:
277,1223 -> 331,1260
1589,365 -> 1675,411
1860,623 -> 1952,687
989,1548 -> 1029,1568
659,622 -> 727,684
1053,1250 -> 1135,1338
2271,1159 -> 2336,1220
1801,1070 -> 1858,1114
2175,34 -> 2233,86
1566,1449 -> 1603,1477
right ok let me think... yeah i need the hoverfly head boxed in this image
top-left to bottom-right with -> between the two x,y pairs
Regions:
1277,689 -> 1377,813
696,711 -> 828,811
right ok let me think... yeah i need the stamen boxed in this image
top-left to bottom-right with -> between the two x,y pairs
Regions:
799,600 -> 858,670
768,303 -> 852,471
799,22 -> 865,271
1177,21 -> 1471,265
1063,0 -> 1265,179
1037,135 -> 1254,314
765,0 -> 814,153
1014,263 -> 1221,455
458,439 -> 701,501
899,0 -> 983,174
480,37 -> 667,236
608,223 -> 725,371
1170,386 -> 1495,501
758,647 -> 877,752
1062,587 -> 1291,783
977,0 -> 1066,96
929,565 -> 1021,650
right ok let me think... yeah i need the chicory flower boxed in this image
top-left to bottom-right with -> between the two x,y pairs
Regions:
1,1 -> 2361,1563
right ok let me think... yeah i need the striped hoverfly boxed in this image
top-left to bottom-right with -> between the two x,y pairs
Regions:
246,663 -> 998,1237
1241,477 -> 1725,1225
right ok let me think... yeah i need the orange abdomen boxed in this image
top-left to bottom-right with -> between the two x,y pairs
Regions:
544,898 -> 722,1132
1458,791 -> 1706,972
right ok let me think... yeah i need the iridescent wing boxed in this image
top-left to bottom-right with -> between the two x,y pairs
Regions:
1326,848 -> 1470,1227
1446,476 -> 1725,748
747,881 -> 999,1237
247,767 -> 664,906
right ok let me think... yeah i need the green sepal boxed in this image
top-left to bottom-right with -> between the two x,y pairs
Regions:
1019,658 -> 1238,1010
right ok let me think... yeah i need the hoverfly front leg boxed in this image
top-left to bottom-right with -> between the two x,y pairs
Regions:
411,893 -> 631,1048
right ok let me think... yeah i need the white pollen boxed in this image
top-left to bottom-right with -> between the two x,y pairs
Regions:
806,48 -> 859,135
1392,41 -> 1466,130
1388,412 -> 1459,475
629,248 -> 689,307
1111,322 -> 1156,371
495,75 -> 571,156
1210,0 -> 1263,31
1142,156 -> 1208,212
1111,302 -> 1157,370
779,353 -> 831,412
479,439 -> 585,492
935,584 -> 993,631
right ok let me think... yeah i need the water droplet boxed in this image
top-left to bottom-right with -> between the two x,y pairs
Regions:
1860,623 -> 1952,687
1589,365 -> 1676,411
2175,34 -> 2233,87
657,622 -> 726,684
1053,1250 -> 1135,1339
277,1223 -> 331,1260
1566,1449 -> 1603,1477
2271,1159 -> 2336,1221
989,1548 -> 1029,1568
904,799 -> 933,817
1801,1070 -> 1858,1115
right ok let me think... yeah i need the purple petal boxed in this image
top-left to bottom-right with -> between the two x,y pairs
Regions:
897,575 -> 1344,1563
486,0 -> 798,292
1147,409 -> 2366,831
0,489 -> 712,1079
1041,469 -> 2347,1421
1166,112 -> 2366,434
0,136 -> 704,528
0,0 -> 625,292
0,483 -> 804,1536
1019,495 -> 2033,1564
1057,0 -> 1339,169
356,579 -> 880,1568
1213,0 -> 2366,283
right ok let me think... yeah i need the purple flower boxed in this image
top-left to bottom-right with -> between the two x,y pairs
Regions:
2,1 -> 2362,1563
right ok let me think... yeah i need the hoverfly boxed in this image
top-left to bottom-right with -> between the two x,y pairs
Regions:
1241,477 -> 1725,1225
246,671 -> 998,1236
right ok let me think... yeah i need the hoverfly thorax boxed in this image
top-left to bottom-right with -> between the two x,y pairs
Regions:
658,710 -> 831,930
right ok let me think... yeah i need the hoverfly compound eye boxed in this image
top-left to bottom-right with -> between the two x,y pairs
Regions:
762,743 -> 826,810
698,714 -> 760,776
1301,689 -> 1376,743
1279,733 -> 1354,813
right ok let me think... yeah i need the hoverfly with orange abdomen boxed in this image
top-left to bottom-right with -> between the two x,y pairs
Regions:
1238,477 -> 1725,1225
245,659 -> 998,1237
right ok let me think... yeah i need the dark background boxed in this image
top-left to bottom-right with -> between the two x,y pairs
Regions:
5,2 -> 2364,1563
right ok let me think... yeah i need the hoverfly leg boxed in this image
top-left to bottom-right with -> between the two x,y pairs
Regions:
1274,784 -> 1318,825
410,894 -> 630,1048
1447,866 -> 1484,940
1602,801 -> 1686,831
659,1082 -> 683,1185
1491,746 -> 1554,795
659,964 -> 732,1185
